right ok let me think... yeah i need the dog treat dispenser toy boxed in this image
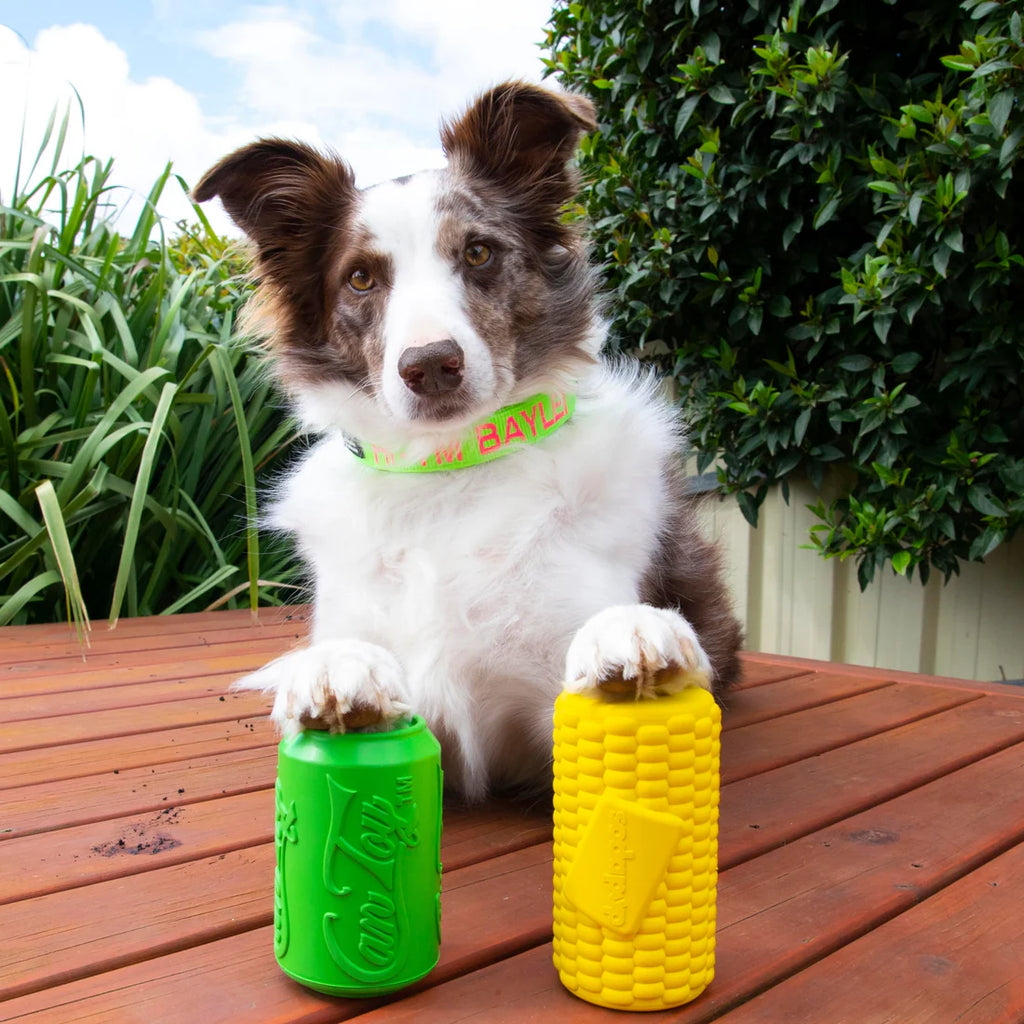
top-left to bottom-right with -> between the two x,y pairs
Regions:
274,718 -> 443,996
552,675 -> 721,1011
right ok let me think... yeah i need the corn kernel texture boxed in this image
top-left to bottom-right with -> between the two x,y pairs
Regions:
552,684 -> 721,1011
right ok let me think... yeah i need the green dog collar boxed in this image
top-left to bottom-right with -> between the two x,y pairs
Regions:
346,392 -> 576,473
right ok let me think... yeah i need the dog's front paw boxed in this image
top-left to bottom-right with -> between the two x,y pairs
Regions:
234,639 -> 411,735
565,604 -> 713,698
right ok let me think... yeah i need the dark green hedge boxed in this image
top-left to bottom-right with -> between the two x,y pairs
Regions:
546,0 -> 1023,586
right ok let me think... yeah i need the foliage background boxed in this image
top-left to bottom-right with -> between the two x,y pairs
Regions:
0,112 -> 300,626
546,0 -> 1024,587
5,0 -> 1024,623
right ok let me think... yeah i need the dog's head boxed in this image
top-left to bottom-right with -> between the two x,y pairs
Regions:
195,82 -> 600,444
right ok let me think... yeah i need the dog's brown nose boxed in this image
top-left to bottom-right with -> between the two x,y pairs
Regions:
398,340 -> 465,395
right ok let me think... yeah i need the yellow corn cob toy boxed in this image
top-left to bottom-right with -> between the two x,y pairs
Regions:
552,679 -> 721,1011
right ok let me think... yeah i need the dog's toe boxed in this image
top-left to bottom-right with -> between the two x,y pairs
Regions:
235,640 -> 411,735
565,604 -> 713,698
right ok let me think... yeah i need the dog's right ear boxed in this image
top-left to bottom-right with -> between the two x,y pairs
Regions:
193,139 -> 356,256
194,140 -> 357,346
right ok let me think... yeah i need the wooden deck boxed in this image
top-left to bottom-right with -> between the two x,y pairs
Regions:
2,607 -> 1024,1023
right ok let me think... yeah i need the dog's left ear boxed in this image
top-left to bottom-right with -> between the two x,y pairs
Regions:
441,81 -> 596,214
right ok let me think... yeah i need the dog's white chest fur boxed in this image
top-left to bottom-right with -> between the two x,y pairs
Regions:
201,81 -> 740,802
272,369 -> 676,796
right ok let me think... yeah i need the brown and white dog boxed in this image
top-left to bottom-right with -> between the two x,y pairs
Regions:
195,81 -> 742,800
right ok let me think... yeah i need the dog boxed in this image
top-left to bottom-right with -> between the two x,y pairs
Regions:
195,81 -> 742,801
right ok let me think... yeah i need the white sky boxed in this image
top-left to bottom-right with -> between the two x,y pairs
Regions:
0,1 -> 556,235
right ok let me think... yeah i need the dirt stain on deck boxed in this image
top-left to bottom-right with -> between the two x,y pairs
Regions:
91,807 -> 183,858
848,827 -> 900,846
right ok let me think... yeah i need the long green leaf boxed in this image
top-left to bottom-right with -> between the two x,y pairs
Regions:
17,228 -> 49,425
34,480 -> 91,642
0,489 -> 39,537
0,570 -> 62,626
56,365 -> 169,502
161,564 -> 239,615
108,381 -> 178,626
212,343 -> 260,614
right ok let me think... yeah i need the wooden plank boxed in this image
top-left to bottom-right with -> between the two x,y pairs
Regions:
722,682 -> 976,783
441,805 -> 552,869
0,654 -> 824,724
1,802 -> 552,1002
1,672 -> 259,723
0,605 -> 309,646
0,845 -> 275,1001
1,747 -> 279,840
13,662 -> 819,726
742,650 -> 1020,696
731,654 -> 810,689
348,947 -> 558,1024
0,616 -> 309,668
349,740 -> 1024,1024
0,844 -> 554,1024
2,635 -> 297,684
3,618 -> 1022,1024
0,789 -> 274,904
0,788 -> 550,904
0,689 -> 272,755
13,725 -> 1024,1020
720,693 -> 1024,869
715,842 -> 1024,1024
0,645 -> 820,700
722,670 -> 890,729
0,716 -> 276,791
0,637 -> 299,695
20,727 -> 1022,1007
699,739 -> 1024,1022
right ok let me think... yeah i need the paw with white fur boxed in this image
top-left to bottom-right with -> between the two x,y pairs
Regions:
234,639 -> 412,735
564,604 -> 713,698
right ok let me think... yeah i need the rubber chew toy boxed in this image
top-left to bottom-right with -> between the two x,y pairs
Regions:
274,718 -> 443,996
552,677 -> 721,1010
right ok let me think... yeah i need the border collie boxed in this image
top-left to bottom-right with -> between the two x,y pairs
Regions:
195,81 -> 742,800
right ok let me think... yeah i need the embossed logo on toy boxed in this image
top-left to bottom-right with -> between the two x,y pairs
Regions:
602,806 -> 636,929
274,779 -> 299,958
323,775 -> 419,983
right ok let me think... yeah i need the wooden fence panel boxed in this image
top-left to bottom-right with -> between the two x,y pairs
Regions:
697,481 -> 1024,683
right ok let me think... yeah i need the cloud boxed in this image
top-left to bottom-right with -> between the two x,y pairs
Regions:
194,1 -> 555,180
0,23 -> 240,231
1,3 -> 556,237
383,0 -> 555,96
196,8 -> 442,140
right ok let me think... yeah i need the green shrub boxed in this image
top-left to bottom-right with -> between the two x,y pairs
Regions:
0,111 -> 301,626
546,0 -> 1024,586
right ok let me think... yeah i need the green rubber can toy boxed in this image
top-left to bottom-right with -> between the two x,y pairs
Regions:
274,718 -> 443,997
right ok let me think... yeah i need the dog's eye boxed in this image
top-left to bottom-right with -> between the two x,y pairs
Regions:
463,243 -> 492,268
348,268 -> 375,292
